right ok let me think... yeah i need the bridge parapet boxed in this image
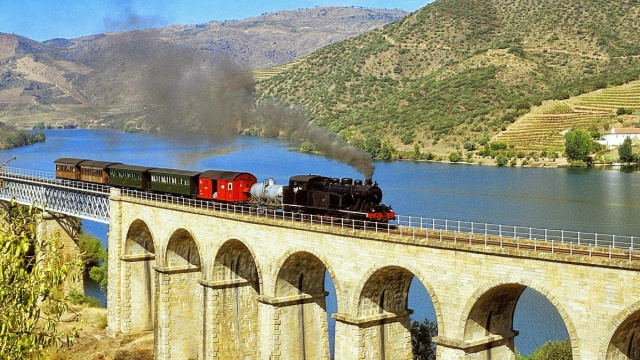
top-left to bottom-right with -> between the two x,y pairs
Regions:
116,188 -> 640,268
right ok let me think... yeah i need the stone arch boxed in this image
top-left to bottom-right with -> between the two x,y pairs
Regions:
271,247 -> 343,312
273,250 -> 333,360
357,266 -> 414,316
124,219 -> 155,255
459,279 -> 579,359
122,219 -> 156,334
164,228 -> 201,269
206,239 -> 261,360
356,265 -> 416,360
211,238 -> 261,289
354,262 -> 444,336
603,300 -> 640,359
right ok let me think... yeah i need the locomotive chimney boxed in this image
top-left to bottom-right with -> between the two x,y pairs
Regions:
365,179 -> 372,186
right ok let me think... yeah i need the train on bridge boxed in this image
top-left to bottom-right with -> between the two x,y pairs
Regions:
54,158 -> 395,223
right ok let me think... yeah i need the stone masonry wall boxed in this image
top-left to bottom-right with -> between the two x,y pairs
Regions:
107,191 -> 640,360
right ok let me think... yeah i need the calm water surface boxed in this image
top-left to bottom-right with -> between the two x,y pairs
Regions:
3,129 -> 639,354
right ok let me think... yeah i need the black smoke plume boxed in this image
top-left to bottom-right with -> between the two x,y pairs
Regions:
103,1 -> 167,33
252,100 -> 375,178
137,40 -> 375,178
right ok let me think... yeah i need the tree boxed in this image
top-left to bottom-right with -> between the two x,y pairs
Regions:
78,232 -> 108,291
516,339 -> 572,360
411,318 -> 437,360
413,143 -> 422,160
618,137 -> 634,164
0,203 -> 83,358
564,129 -> 593,161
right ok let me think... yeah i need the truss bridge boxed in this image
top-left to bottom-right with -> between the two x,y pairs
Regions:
0,166 -> 110,223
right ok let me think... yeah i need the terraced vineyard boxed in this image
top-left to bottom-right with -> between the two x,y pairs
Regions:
253,60 -> 304,81
493,79 -> 640,151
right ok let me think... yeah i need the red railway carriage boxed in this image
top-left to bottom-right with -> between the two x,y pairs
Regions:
54,158 -> 86,180
198,170 -> 257,202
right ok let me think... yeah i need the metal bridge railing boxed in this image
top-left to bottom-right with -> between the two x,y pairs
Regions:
121,189 -> 639,262
395,216 -> 637,251
0,167 -> 110,194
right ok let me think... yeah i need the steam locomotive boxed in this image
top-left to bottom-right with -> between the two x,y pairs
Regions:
54,158 -> 395,222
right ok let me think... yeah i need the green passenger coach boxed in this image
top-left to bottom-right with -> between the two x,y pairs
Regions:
108,164 -> 153,189
148,168 -> 201,196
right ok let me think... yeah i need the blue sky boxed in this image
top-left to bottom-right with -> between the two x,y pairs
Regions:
0,0 -> 429,42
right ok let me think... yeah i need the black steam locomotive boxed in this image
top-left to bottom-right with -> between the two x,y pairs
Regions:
55,158 -> 396,222
282,175 -> 392,222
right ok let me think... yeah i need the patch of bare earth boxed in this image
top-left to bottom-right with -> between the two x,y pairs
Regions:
49,306 -> 153,360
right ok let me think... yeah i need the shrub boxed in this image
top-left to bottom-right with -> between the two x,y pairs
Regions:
68,289 -> 85,305
300,141 -> 317,152
617,107 -> 634,115
496,153 -> 508,166
508,46 -> 526,58
449,152 -> 462,162
97,314 -> 108,329
422,152 -> 435,160
463,141 -> 476,151
67,289 -> 104,307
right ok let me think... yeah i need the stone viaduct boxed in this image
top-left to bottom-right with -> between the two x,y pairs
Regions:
105,188 -> 640,360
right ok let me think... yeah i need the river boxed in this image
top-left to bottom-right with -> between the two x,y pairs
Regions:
2,129 -> 639,355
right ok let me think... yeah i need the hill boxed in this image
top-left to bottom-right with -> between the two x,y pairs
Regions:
256,0 -> 640,157
0,7 -> 407,130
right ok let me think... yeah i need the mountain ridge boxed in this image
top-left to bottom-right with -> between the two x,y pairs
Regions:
0,7 -> 407,130
256,0 -> 640,156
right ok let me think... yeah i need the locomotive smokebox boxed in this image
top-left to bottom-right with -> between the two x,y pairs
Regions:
365,179 -> 372,186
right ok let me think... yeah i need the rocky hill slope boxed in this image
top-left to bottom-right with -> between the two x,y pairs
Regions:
0,7 -> 407,130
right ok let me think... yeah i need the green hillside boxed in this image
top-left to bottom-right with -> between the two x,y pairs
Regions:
256,0 -> 640,157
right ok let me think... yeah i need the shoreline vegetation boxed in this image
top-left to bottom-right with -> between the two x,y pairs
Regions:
0,121 -> 45,150
16,125 -> 640,170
